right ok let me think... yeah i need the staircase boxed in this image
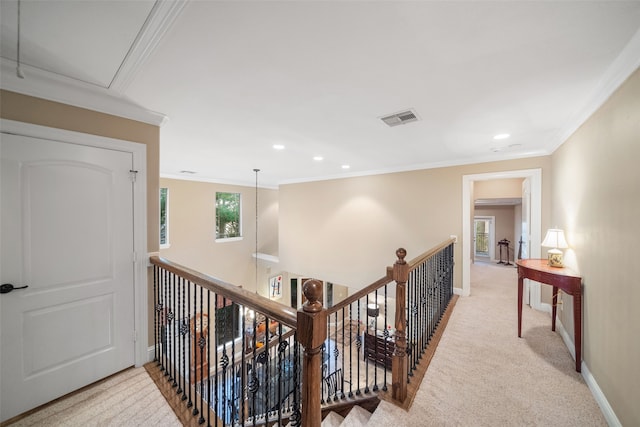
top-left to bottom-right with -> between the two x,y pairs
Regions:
149,239 -> 456,427
322,406 -> 372,426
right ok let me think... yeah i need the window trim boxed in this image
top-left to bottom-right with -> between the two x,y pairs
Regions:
160,187 -> 170,248
215,191 -> 242,240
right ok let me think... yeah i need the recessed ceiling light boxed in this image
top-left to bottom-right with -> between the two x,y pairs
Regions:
493,133 -> 510,140
180,170 -> 197,174
313,156 -> 323,161
273,144 -> 285,150
341,164 -> 350,169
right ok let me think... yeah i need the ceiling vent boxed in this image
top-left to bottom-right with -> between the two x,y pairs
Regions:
380,109 -> 419,127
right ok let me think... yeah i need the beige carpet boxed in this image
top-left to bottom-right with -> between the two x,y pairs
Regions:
5,367 -> 181,426
367,262 -> 607,426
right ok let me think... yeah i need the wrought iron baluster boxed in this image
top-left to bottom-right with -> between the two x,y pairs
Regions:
356,299 -> 361,396
372,289 -> 379,392
383,284 -> 388,391
153,265 -> 159,364
418,264 -> 424,357
348,303 -> 354,398
215,294 -> 221,427
290,334 -> 301,427
339,308 -> 345,400
176,277 -> 183,395
205,291 -> 210,426
191,284 -> 199,417
163,269 -> 169,376
240,306 -> 246,426
250,310 -> 257,426
264,315 -> 270,422
171,272 -> 177,387
276,324 -> 283,425
230,299 -> 237,425
407,269 -> 414,380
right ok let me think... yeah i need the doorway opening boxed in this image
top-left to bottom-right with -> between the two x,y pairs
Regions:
462,169 -> 542,308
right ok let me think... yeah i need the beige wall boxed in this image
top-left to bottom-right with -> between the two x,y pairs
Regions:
474,178 -> 523,199
279,156 -> 551,290
1,89 -> 160,346
159,178 -> 279,293
551,67 -> 640,426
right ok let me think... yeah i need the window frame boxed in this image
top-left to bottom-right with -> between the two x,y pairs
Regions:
215,191 -> 243,242
160,187 -> 170,248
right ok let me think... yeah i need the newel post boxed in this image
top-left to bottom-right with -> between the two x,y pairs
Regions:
392,248 -> 409,402
297,279 -> 327,427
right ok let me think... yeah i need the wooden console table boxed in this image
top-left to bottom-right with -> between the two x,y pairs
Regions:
516,259 -> 582,372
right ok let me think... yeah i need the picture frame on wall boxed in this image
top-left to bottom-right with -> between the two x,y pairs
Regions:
269,275 -> 282,300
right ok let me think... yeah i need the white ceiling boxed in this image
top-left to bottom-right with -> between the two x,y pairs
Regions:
2,1 -> 640,188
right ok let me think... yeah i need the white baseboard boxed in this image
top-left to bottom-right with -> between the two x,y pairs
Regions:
147,345 -> 156,363
556,318 -> 621,427
453,287 -> 468,296
539,302 -> 552,314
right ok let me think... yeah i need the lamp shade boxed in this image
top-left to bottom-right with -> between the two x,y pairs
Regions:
367,303 -> 379,318
541,229 -> 569,249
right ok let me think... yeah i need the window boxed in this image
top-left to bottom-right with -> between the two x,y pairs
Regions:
216,303 -> 241,347
215,192 -> 241,240
160,187 -> 169,247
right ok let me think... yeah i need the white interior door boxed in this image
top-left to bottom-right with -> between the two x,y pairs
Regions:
1,133 -> 136,421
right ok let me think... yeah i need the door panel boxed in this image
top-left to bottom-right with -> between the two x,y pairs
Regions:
24,294 -> 114,377
1,133 -> 135,421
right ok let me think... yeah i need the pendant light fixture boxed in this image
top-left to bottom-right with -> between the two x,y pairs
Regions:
253,168 -> 260,291
16,0 -> 25,78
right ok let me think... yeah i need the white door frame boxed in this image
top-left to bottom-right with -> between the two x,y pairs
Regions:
1,119 -> 148,367
461,169 -> 542,305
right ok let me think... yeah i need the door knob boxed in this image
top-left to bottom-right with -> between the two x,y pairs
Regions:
0,283 -> 28,294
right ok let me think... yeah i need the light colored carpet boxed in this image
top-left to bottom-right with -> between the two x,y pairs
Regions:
367,262 -> 607,426
5,366 -> 181,426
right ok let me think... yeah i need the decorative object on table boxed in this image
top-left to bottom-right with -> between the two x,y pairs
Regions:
367,303 -> 379,329
541,228 -> 569,267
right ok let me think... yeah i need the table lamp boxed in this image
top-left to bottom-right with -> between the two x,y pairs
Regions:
367,303 -> 379,329
541,228 -> 569,267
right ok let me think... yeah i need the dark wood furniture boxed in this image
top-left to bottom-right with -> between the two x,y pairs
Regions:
516,259 -> 582,372
363,330 -> 395,369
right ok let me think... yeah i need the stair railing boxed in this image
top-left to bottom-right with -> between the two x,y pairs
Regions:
150,256 -> 302,426
319,238 -> 456,408
149,237 -> 455,426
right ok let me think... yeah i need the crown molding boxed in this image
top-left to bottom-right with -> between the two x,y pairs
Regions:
109,0 -> 188,94
1,58 -> 167,126
548,27 -> 640,153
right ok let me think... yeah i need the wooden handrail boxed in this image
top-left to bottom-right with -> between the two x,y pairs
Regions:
150,256 -> 298,327
325,274 -> 392,316
406,238 -> 456,270
325,238 -> 455,316
241,328 -> 297,365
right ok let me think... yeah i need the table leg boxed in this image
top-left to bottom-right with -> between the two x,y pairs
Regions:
574,291 -> 582,372
517,275 -> 523,338
551,286 -> 558,332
